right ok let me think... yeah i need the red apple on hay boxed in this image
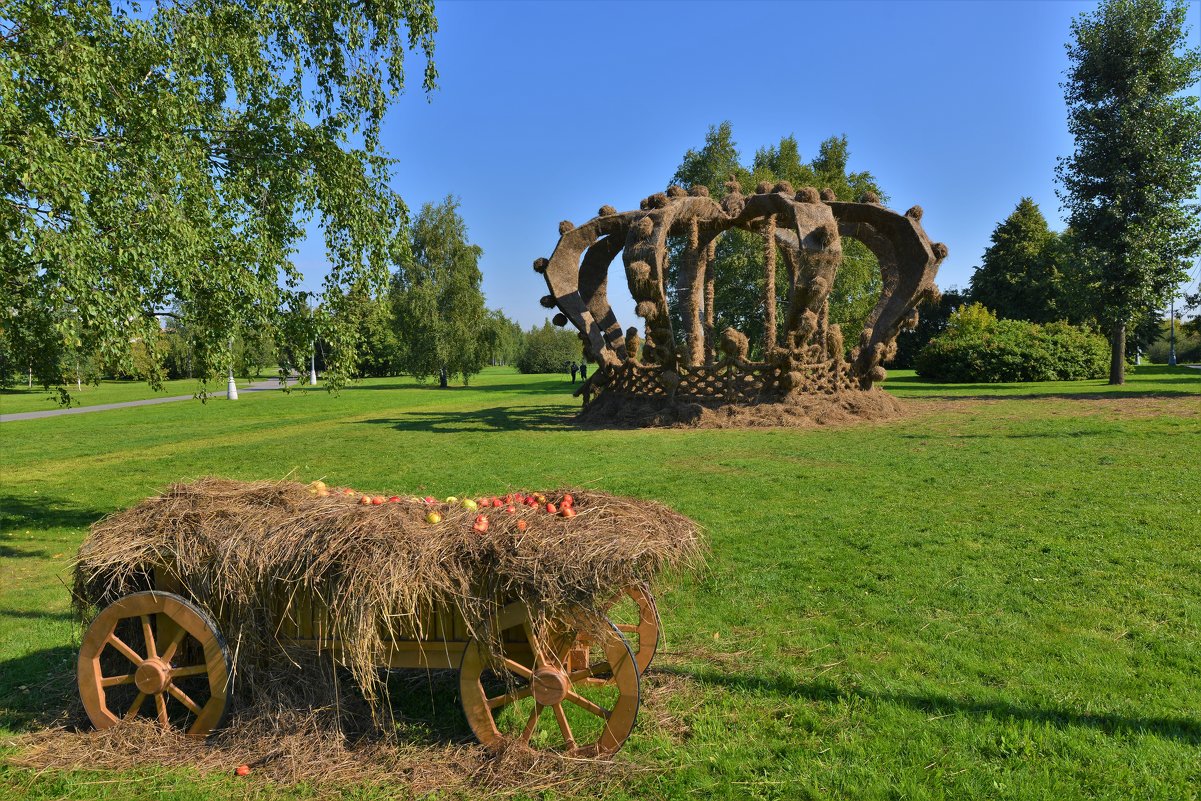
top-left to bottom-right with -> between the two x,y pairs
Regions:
546,503 -> 557,515
388,496 -> 401,503
473,514 -> 490,534
359,495 -> 372,505
371,496 -> 384,505
505,505 -> 516,514
516,519 -> 528,532
560,493 -> 574,508
423,496 -> 437,504
490,497 -> 502,508
560,506 -> 576,518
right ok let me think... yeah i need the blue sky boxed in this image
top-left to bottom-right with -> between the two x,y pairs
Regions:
294,0 -> 1201,329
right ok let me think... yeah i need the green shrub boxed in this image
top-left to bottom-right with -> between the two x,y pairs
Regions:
517,320 -> 581,374
915,303 -> 1108,382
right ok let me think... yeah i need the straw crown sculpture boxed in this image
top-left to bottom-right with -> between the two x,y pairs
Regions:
535,183 -> 947,406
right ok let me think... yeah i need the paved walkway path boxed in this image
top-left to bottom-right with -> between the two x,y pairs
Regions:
0,379 -> 294,423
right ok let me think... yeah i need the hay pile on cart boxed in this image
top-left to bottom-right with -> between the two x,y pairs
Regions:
72,478 -> 704,757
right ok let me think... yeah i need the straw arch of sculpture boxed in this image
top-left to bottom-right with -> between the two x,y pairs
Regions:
534,183 -> 946,402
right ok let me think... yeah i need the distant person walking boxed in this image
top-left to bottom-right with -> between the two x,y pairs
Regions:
579,361 -> 587,380
570,363 -> 578,383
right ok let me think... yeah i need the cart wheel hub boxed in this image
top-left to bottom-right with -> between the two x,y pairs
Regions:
531,667 -> 570,705
134,659 -> 171,694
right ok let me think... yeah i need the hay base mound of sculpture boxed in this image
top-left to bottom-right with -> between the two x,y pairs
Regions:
576,387 -> 904,429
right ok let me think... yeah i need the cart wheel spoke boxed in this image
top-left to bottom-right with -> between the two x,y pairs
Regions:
564,690 -> 609,720
140,615 -> 158,659
520,704 -> 544,743
154,692 -> 169,725
169,664 -> 208,679
159,626 -> 188,664
124,692 -> 147,721
567,662 -> 610,683
486,685 -> 532,710
552,703 -> 576,750
107,634 -> 143,666
501,657 -> 533,680
100,673 -> 135,688
168,685 -> 203,716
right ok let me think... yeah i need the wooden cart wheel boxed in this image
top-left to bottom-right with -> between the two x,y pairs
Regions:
459,604 -> 640,757
78,591 -> 231,737
604,583 -> 660,675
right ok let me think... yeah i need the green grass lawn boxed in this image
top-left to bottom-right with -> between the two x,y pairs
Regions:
2,365 -> 1199,800
0,375 -> 289,415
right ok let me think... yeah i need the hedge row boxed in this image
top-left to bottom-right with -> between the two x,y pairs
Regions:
915,304 -> 1108,382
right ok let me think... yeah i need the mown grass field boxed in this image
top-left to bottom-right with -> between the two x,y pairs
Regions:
2,366 -> 1199,800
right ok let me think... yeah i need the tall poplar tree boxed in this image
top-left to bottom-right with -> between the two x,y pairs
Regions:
1056,0 -> 1201,384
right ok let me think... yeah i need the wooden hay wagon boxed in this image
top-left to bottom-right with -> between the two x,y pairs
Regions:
74,480 -> 697,758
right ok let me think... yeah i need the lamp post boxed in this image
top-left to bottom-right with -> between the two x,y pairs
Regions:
227,337 -> 239,400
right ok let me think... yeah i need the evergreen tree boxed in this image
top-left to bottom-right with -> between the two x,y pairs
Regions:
969,198 -> 1063,323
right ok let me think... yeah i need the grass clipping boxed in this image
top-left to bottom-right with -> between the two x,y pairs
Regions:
72,478 -> 704,731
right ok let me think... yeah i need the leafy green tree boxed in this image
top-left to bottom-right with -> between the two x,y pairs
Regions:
890,286 -> 969,368
969,198 -> 1064,323
391,197 -> 488,386
517,320 -> 581,374
1056,0 -> 1201,384
668,124 -> 885,353
482,309 -> 524,366
0,0 -> 437,398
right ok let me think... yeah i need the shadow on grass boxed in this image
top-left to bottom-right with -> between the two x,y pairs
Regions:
348,380 -> 578,397
357,404 -> 577,433
901,389 -> 1200,402
0,494 -> 108,532
660,665 -> 1201,744
0,608 -> 76,622
0,645 -> 79,732
0,646 -> 472,746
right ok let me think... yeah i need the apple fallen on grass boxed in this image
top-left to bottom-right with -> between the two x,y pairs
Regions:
235,765 -> 251,777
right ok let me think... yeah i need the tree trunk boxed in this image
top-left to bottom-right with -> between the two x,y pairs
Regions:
439,365 -> 448,388
1108,321 -> 1126,385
